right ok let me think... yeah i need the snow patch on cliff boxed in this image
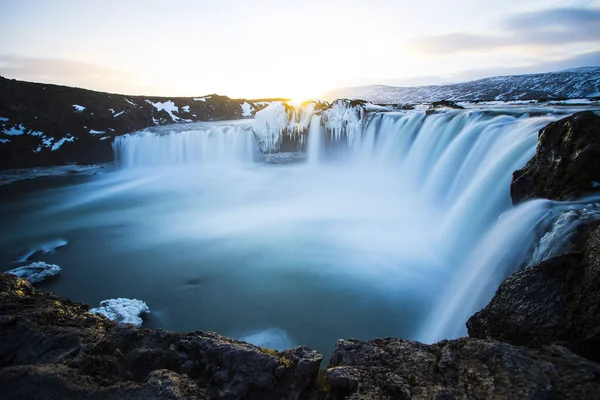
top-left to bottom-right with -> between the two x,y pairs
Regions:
146,100 -> 180,121
241,102 -> 254,117
51,136 -> 75,151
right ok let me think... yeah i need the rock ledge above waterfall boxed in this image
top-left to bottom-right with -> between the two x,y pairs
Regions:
511,111 -> 600,203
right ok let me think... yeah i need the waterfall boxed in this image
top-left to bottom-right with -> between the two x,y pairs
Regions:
111,107 -> 583,342
306,115 -> 322,165
113,122 -> 257,169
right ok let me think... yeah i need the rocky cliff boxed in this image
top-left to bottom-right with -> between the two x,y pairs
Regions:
0,77 -> 281,169
511,111 -> 600,203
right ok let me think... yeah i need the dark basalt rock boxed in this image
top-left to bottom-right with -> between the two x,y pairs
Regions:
430,100 -> 464,109
3,271 -> 600,399
467,223 -> 600,362
511,111 -> 600,203
325,337 -> 600,399
0,273 -> 323,399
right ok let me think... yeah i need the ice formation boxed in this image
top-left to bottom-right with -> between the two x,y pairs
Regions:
322,99 -> 367,144
7,262 -> 61,284
90,298 -> 150,326
252,102 -> 290,152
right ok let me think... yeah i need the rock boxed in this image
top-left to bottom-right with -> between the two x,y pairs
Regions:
468,223 -> 600,361
430,100 -> 464,109
0,273 -> 322,399
325,337 -> 600,399
511,111 -> 600,203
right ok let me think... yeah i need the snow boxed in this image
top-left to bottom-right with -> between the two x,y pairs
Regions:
18,239 -> 68,262
325,67 -> 600,103
7,262 -> 61,284
4,124 -> 25,136
100,136 -> 111,141
181,105 -> 190,113
30,131 -> 44,137
72,104 -> 86,112
113,111 -> 126,118
33,146 -> 41,152
0,116 -> 8,121
194,96 -> 211,102
42,136 -> 54,148
241,101 -> 254,117
146,100 -> 180,121
548,99 -> 594,105
51,136 -> 75,151
109,108 -> 115,114
0,138 -> 10,143
90,298 -> 150,326
124,98 -> 137,107
252,102 -> 289,152
89,129 -> 105,135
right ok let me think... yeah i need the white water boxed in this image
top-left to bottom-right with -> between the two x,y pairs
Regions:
5,108 -> 587,353
107,109 -> 568,343
307,115 -> 322,165
113,121 -> 257,168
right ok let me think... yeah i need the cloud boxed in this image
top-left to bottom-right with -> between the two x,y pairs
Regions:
0,55 -> 157,95
410,7 -> 600,54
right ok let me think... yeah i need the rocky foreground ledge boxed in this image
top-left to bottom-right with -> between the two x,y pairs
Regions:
1,263 -> 600,400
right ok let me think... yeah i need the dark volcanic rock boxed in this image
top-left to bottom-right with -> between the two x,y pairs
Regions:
0,77 -> 269,170
468,224 -> 600,362
511,111 -> 600,203
325,337 -> 600,399
0,273 -> 323,399
3,272 -> 600,399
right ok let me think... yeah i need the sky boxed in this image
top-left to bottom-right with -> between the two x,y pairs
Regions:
1,0 -> 599,99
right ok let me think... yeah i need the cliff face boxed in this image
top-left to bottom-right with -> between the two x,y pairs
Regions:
511,111 -> 600,203
0,77 -> 276,169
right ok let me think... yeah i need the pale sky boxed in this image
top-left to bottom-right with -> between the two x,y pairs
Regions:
1,0 -> 599,99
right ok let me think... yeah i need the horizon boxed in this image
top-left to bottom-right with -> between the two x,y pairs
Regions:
2,65 -> 600,100
1,0 -> 600,99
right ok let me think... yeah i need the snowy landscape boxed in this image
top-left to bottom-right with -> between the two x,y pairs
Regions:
2,1 -> 600,399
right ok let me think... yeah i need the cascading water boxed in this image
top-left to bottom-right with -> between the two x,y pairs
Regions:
113,121 -> 257,168
306,115 -> 323,165
12,104 -> 593,354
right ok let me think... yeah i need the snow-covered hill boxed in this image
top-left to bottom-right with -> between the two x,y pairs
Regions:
325,67 -> 600,104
